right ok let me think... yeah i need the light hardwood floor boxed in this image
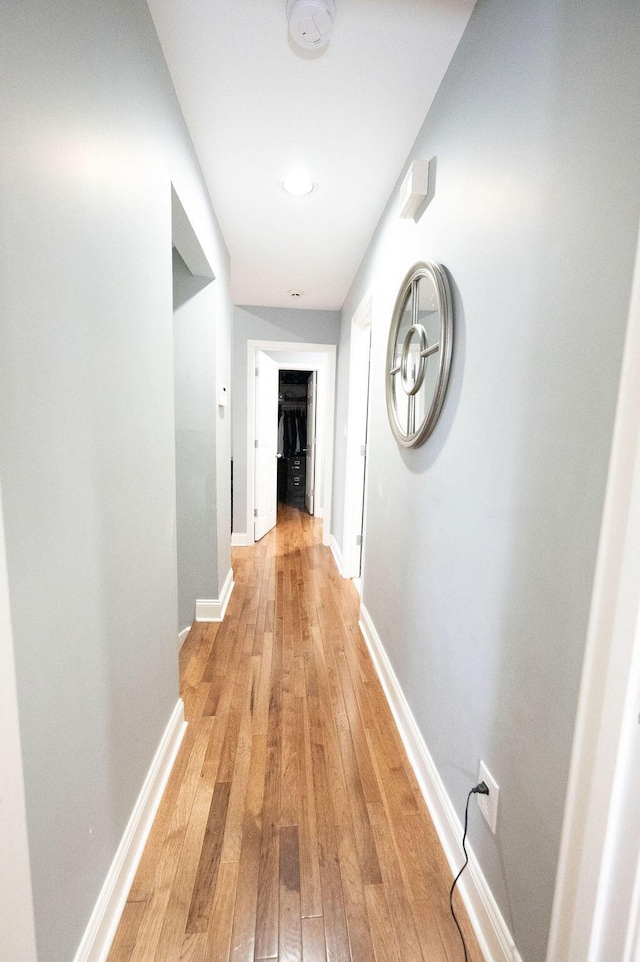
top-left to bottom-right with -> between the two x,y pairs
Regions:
108,504 -> 483,962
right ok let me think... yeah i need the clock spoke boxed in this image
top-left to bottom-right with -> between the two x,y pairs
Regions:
390,363 -> 401,375
408,394 -> 416,435
420,342 -> 440,358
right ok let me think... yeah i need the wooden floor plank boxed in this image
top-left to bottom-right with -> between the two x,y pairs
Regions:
254,641 -> 283,960
108,506 -> 483,962
125,718 -> 214,962
336,823 -> 376,962
180,932 -> 208,962
410,898 -> 453,962
221,656 -> 260,864
229,733 -> 267,962
335,724 -> 382,887
279,825 -> 302,962
298,694 -> 323,920
186,781 -> 232,934
206,861 -> 240,962
108,900 -> 146,962
307,728 -> 351,962
363,884 -> 401,962
366,800 -> 425,962
127,722 -> 198,903
301,916 -> 326,962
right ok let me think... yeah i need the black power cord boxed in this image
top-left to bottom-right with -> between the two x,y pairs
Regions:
449,781 -> 490,962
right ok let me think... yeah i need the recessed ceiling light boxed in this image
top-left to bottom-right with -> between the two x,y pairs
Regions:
281,172 -> 314,196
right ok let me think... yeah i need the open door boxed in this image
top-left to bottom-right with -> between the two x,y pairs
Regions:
254,351 -> 278,541
305,371 -> 317,515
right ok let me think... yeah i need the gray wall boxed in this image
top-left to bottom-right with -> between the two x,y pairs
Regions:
332,1 -> 640,959
215,286 -> 232,593
173,249 -> 218,629
232,306 -> 339,535
0,4 -> 231,961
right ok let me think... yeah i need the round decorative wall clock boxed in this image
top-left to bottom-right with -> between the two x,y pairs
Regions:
385,261 -> 453,448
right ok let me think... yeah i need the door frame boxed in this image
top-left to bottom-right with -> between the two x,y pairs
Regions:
253,350 -> 280,542
171,183 -> 216,642
343,291 -> 373,589
547,218 -> 640,961
246,340 -> 336,547
305,371 -> 317,517
0,479 -> 38,962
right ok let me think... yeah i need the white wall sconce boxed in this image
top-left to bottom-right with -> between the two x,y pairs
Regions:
399,159 -> 430,219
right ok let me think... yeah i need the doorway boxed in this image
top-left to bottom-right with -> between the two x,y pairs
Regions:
546,218 -> 640,962
275,369 -> 319,520
246,341 -> 336,548
171,185 -> 216,644
0,480 -> 37,962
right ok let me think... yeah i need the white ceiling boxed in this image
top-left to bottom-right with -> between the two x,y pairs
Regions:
148,0 -> 476,310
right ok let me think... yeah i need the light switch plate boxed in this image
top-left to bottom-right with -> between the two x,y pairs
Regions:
477,761 -> 499,833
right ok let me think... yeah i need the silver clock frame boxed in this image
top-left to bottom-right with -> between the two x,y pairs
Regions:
385,261 -> 453,448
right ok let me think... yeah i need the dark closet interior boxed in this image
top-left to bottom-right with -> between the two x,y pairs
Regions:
278,370 -> 311,510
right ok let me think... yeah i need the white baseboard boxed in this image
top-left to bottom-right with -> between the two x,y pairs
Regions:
315,506 -> 324,519
178,626 -> 191,650
195,567 -> 234,622
328,533 -> 345,578
73,700 -> 187,962
231,533 -> 248,547
359,604 -> 522,962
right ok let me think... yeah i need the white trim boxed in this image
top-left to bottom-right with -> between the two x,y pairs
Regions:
246,340 -> 336,549
0,481 -> 37,962
546,217 -> 640,962
352,288 -> 374,330
343,292 -> 373,582
73,699 -> 187,962
315,507 -> 324,519
195,567 -> 234,622
231,532 -> 249,547
178,626 -> 191,650
359,603 -> 522,962
171,184 -> 215,280
327,533 -> 345,578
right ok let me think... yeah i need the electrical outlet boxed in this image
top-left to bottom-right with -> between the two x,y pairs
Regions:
477,761 -> 499,833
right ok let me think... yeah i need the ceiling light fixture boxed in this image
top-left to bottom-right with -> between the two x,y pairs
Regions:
288,289 -> 304,298
286,0 -> 336,50
281,171 -> 315,196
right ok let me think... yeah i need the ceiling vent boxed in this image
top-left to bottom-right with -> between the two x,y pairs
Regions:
286,0 -> 336,49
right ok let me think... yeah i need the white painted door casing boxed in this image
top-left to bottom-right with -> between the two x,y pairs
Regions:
254,351 -> 278,541
344,294 -> 373,581
305,372 -> 317,516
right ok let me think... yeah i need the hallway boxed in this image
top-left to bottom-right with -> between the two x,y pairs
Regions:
108,507 -> 482,962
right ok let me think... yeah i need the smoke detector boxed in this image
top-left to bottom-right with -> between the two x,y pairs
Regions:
286,0 -> 336,49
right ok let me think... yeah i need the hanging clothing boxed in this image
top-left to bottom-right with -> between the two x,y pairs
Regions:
280,407 -> 307,458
